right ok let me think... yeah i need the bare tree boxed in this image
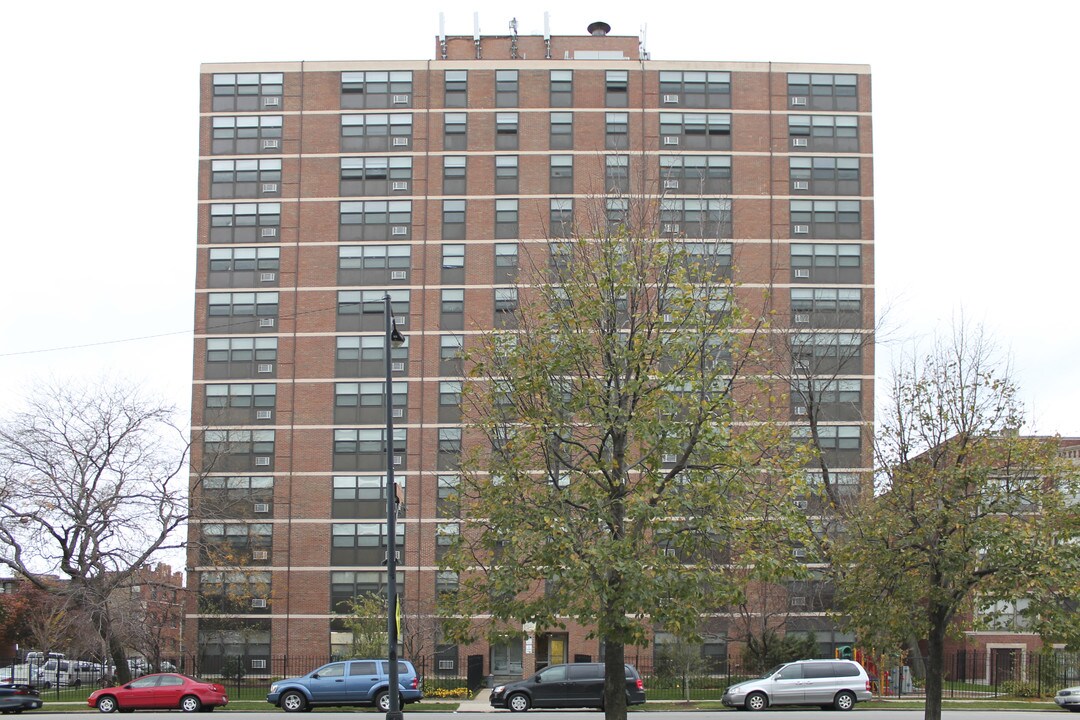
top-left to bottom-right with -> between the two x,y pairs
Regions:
0,380 -> 189,683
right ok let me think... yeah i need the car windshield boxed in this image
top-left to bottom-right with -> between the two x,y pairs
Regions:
763,664 -> 788,678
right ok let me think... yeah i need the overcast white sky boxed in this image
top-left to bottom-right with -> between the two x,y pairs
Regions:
0,0 -> 1076,433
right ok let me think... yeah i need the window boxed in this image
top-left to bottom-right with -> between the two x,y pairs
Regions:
550,112 -> 573,150
435,523 -> 459,561
440,243 -> 465,284
198,571 -> 271,613
341,114 -> 412,152
495,113 -> 518,150
331,572 -> 401,612
206,292 -> 279,334
441,289 -> 464,330
790,157 -> 859,195
788,115 -> 859,152
495,70 -> 518,107
332,475 -> 400,519
606,70 -> 628,106
339,200 -> 412,241
210,159 -> 281,199
205,383 -> 276,424
444,70 -> 467,107
439,381 -> 462,422
335,336 -> 409,378
331,522 -> 405,565
440,334 -> 464,374
550,155 -> 573,193
659,71 -> 730,108
790,288 -> 862,327
660,155 -> 732,194
605,112 -> 629,150
211,116 -> 283,154
442,200 -> 466,240
792,379 -> 862,421
790,243 -> 862,283
436,570 -> 459,594
684,242 -> 734,280
788,73 -> 858,111
605,155 -> 629,193
494,156 -> 519,194
494,243 -> 518,283
791,332 -> 866,374
212,72 -> 283,112
203,429 -> 275,472
437,475 -> 460,518
550,70 -> 572,106
341,70 -> 413,109
334,381 -> 407,423
495,199 -> 519,239
199,522 -> 273,564
200,476 -> 274,519
660,113 -> 731,150
444,113 -> 467,150
792,424 -> 862,458
206,337 -> 278,379
209,202 -> 281,244
660,199 -> 732,238
443,156 -> 466,194
549,199 -> 574,237
338,244 -> 410,286
438,428 -> 462,470
333,428 -> 407,471
336,289 -> 409,332
606,198 -> 628,230
208,247 -> 280,288
494,288 -> 518,327
198,621 -> 271,662
340,157 -> 412,196
790,200 -> 861,239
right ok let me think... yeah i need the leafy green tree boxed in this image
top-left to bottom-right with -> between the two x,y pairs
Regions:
832,325 -> 1080,720
339,594 -> 389,659
440,204 -> 808,720
741,630 -> 819,675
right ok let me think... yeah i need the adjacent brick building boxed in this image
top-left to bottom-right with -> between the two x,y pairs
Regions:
189,21 -> 874,675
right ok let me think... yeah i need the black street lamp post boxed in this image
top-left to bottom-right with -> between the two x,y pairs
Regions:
384,293 -> 405,720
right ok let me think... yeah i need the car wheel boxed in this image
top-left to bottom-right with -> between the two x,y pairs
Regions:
507,693 -> 530,712
181,695 -> 203,712
375,691 -> 401,713
745,692 -> 768,711
40,682 -> 50,691
96,696 -> 118,714
833,690 -> 856,711
281,691 -> 307,713
73,679 -> 82,689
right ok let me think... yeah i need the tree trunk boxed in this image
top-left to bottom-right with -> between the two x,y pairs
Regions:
923,609 -> 948,720
604,641 -> 627,720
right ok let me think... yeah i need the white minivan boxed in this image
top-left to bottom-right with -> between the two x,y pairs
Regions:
721,659 -> 872,711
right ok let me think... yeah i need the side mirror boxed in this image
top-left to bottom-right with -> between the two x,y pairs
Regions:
533,675 -> 541,684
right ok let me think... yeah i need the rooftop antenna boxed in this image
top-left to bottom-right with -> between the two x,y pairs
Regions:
544,11 -> 551,59
640,23 -> 650,60
439,13 -> 447,60
509,17 -> 518,58
474,12 -> 482,59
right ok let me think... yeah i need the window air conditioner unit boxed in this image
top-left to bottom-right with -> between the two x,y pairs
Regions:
391,181 -> 408,191
257,363 -> 274,373
254,456 -> 271,466
662,136 -> 679,145
262,97 -> 280,107
261,183 -> 278,193
262,139 -> 279,149
790,96 -> 807,106
794,406 -> 807,416
251,660 -> 267,669
254,503 -> 270,513
260,272 -> 276,282
438,660 -> 454,670
392,137 -> 409,146
391,226 -> 408,235
793,180 -> 809,190
794,268 -> 810,278
393,455 -> 403,465
393,94 -> 410,104
791,137 -> 808,147
662,94 -> 679,103
261,227 -> 278,237
395,316 -> 407,326
663,179 -> 679,189
391,362 -> 405,372
661,453 -> 678,464
250,598 -> 267,607
793,225 -> 810,234
793,548 -> 807,557
794,313 -> 810,324
662,313 -> 673,323
256,410 -> 273,420
392,408 -> 404,418
259,318 -> 276,327
790,596 -> 806,606
252,550 -> 269,560
793,499 -> 809,510
390,270 -> 407,280
663,223 -> 680,233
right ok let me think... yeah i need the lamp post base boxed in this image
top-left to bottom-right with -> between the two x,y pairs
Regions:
385,712 -> 404,720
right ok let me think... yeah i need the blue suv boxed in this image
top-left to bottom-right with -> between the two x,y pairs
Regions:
267,659 -> 422,712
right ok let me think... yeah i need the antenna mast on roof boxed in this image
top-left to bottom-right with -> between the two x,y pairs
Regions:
544,12 -> 551,59
640,23 -> 650,60
509,17 -> 518,58
474,12 -> 482,59
438,13 -> 447,60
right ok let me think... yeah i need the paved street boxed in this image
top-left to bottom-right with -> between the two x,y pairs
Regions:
23,709 -> 1068,719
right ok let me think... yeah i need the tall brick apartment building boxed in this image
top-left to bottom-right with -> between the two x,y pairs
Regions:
190,21 -> 874,675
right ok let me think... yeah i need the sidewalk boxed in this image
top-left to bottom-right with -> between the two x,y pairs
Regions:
455,689 -> 496,712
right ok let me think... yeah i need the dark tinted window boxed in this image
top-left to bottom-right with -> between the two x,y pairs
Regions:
777,664 -> 803,680
539,665 -> 567,682
568,665 -> 602,680
802,663 -> 835,679
834,662 -> 861,677
350,661 -> 377,675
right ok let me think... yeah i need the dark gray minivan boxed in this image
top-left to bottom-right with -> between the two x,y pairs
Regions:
489,662 -> 646,712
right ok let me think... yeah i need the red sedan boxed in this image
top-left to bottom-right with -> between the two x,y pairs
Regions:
87,674 -> 228,713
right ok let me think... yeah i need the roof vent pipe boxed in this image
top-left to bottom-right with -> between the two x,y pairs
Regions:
587,21 -> 611,36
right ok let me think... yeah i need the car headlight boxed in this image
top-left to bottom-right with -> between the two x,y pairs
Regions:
269,684 -> 278,693
493,685 -> 505,694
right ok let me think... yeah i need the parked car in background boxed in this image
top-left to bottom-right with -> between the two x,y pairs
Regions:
489,662 -> 646,712
0,684 -> 43,714
266,659 -> 422,712
1056,685 -> 1080,712
721,659 -> 872,711
0,668 -> 39,688
88,674 -> 228,713
35,659 -> 101,688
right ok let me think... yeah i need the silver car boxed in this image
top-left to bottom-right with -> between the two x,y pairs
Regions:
1056,685 -> 1080,712
722,659 -> 872,711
